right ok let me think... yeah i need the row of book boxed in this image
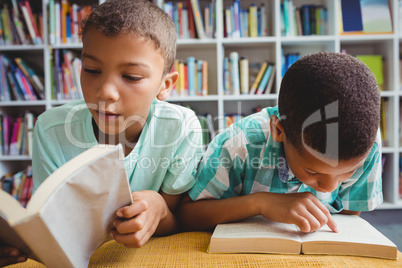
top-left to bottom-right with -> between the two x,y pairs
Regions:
224,1 -> 267,38
0,166 -> 32,207
280,1 -> 327,37
48,0 -> 94,45
0,55 -> 45,101
51,49 -> 83,100
0,112 -> 36,157
223,52 -> 276,95
340,0 -> 392,34
171,57 -> 208,97
159,0 -> 214,39
0,0 -> 42,45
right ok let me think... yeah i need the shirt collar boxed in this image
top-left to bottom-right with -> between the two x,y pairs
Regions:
278,143 -> 295,182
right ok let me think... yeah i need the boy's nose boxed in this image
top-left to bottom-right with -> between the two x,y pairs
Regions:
317,177 -> 339,192
97,82 -> 119,101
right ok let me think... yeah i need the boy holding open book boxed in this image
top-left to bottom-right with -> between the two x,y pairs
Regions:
179,52 -> 383,234
0,0 -> 203,265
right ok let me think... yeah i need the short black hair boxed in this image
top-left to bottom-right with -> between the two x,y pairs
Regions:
278,52 -> 381,160
81,0 -> 176,75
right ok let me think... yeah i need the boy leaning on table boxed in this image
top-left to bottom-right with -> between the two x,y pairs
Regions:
0,0 -> 203,265
178,52 -> 383,234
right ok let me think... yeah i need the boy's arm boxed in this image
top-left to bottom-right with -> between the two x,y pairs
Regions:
178,191 -> 338,233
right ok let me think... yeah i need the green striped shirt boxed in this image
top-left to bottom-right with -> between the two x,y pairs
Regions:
189,106 -> 383,213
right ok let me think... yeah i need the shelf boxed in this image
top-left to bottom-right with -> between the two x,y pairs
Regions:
222,94 -> 278,101
0,45 -> 46,51
0,101 -> 47,107
167,95 -> 219,102
0,155 -> 32,161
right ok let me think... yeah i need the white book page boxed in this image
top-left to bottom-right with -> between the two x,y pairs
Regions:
300,215 -> 395,247
213,216 -> 301,242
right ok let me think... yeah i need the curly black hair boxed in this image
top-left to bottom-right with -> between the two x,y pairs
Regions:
278,52 -> 381,160
80,0 -> 176,75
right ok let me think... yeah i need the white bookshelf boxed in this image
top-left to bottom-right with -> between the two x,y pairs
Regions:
1,0 -> 401,209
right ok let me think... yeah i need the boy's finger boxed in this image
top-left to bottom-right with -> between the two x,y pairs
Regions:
116,200 -> 148,218
326,214 -> 338,233
114,213 -> 146,234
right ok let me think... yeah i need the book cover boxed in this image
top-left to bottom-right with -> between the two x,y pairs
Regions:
340,0 -> 363,32
239,57 -> 249,94
360,0 -> 392,33
0,144 -> 132,267
209,215 -> 397,259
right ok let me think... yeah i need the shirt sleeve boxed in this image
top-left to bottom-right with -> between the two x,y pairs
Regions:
31,118 -> 58,193
188,125 -> 247,201
331,129 -> 383,212
160,113 -> 204,195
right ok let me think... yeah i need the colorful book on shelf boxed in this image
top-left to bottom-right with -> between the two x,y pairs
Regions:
201,60 -> 208,96
356,55 -> 384,90
229,52 -> 240,95
197,59 -> 203,95
0,145 -> 132,268
340,0 -> 363,33
249,62 -> 268,95
239,57 -> 249,95
190,0 -> 206,39
187,57 -> 196,96
256,63 -> 274,95
14,58 -> 45,100
208,215 -> 397,259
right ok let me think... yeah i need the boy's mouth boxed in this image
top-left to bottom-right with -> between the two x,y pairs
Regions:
97,111 -> 120,122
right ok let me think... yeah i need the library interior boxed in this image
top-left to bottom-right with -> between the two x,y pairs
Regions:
1,0 -> 402,266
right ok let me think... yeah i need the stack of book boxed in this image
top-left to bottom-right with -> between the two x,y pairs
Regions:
224,0 -> 267,38
0,112 -> 36,157
159,0 -> 215,39
223,52 -> 276,95
0,0 -> 42,45
48,0 -> 94,45
52,49 -> 83,100
0,55 -> 45,101
0,166 -> 33,208
281,1 -> 327,37
172,57 -> 208,97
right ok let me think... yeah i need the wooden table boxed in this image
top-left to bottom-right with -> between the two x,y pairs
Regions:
9,232 -> 402,267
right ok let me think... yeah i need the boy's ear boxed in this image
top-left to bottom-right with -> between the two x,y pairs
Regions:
270,115 -> 285,142
156,71 -> 179,101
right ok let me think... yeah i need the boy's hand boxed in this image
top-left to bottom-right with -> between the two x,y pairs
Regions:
110,190 -> 168,248
257,192 -> 338,233
0,245 -> 27,267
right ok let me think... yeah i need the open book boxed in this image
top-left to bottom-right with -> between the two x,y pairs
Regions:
209,215 -> 398,259
0,144 -> 132,267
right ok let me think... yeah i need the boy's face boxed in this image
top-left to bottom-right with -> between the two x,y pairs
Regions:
270,116 -> 369,193
80,28 -> 177,141
283,139 -> 369,193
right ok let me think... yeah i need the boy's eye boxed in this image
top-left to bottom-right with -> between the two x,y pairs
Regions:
123,75 -> 142,81
84,68 -> 100,74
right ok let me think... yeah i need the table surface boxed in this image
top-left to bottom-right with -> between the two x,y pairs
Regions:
8,232 -> 402,268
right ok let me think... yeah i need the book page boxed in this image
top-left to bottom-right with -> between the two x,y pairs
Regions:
14,144 -> 133,268
300,214 -> 395,247
212,216 -> 301,242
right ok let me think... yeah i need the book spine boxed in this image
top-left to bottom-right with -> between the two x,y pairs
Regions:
202,60 -> 208,96
249,4 -> 257,37
190,0 -> 206,39
230,52 -> 240,95
187,57 -> 195,96
225,8 -> 232,38
186,0 -> 195,38
55,2 -> 61,44
197,59 -> 203,95
239,57 -> 249,94
223,57 -> 230,94
23,0 -> 42,44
